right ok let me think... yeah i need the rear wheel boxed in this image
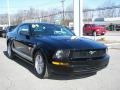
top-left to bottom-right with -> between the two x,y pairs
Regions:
7,42 -> 14,59
34,51 -> 48,79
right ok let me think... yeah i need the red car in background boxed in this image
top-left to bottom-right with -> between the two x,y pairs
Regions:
83,24 -> 107,35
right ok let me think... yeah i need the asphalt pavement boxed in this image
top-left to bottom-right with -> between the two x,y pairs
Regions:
0,38 -> 120,90
83,31 -> 120,42
106,31 -> 120,36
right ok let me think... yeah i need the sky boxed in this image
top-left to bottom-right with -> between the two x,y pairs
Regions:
1,0 -> 120,14
83,0 -> 120,9
0,0 -> 73,14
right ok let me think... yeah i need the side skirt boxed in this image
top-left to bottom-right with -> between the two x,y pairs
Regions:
12,48 -> 34,65
14,54 -> 34,66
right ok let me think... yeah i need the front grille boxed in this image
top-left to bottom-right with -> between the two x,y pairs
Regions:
70,49 -> 106,59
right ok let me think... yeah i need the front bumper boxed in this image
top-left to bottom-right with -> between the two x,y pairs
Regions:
48,55 -> 109,75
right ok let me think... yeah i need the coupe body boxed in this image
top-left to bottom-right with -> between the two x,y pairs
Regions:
6,23 -> 109,78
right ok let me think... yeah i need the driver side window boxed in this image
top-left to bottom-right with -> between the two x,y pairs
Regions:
18,24 -> 29,35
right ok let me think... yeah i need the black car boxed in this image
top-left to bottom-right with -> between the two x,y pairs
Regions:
0,26 -> 6,37
4,25 -> 17,38
0,25 -> 17,38
6,23 -> 109,78
6,25 -> 17,32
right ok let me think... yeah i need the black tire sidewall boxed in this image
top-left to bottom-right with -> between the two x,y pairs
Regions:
7,42 -> 14,59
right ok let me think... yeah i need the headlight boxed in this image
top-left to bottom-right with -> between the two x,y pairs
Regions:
53,50 -> 70,59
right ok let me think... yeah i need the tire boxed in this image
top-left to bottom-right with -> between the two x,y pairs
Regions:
34,51 -> 48,79
101,33 -> 104,36
86,33 -> 89,36
7,42 -> 14,59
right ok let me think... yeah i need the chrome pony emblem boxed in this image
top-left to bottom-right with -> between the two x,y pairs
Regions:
89,51 -> 96,55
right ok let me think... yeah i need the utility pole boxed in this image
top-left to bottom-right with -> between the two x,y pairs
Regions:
7,0 -> 11,26
61,0 -> 65,24
74,0 -> 83,37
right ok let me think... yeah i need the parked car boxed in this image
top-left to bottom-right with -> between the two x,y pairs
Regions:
0,26 -> 6,37
6,25 -> 17,33
83,24 -> 107,35
1,25 -> 17,38
0,25 -> 17,38
115,24 -> 120,31
6,23 -> 109,78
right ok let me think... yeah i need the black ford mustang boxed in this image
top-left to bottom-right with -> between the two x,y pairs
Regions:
6,23 -> 109,78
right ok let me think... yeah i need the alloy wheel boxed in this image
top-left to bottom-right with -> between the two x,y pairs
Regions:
35,54 -> 44,75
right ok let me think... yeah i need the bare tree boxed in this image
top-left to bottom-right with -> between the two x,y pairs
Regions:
98,0 -> 115,18
65,4 -> 73,20
0,14 -> 8,24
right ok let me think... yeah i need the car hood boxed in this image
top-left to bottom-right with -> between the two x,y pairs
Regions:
35,36 -> 106,50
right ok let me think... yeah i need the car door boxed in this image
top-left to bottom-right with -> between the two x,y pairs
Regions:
13,24 -> 33,61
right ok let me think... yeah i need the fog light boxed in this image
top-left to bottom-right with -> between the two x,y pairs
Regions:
52,61 -> 60,65
52,61 -> 69,66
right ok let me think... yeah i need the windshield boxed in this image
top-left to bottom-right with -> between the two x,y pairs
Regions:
31,24 -> 75,36
91,24 -> 102,27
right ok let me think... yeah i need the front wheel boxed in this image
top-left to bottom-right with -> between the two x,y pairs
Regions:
101,33 -> 105,35
7,42 -> 14,59
34,51 -> 48,79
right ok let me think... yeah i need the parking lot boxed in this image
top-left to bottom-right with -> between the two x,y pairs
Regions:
0,37 -> 120,90
83,31 -> 120,42
106,31 -> 120,36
